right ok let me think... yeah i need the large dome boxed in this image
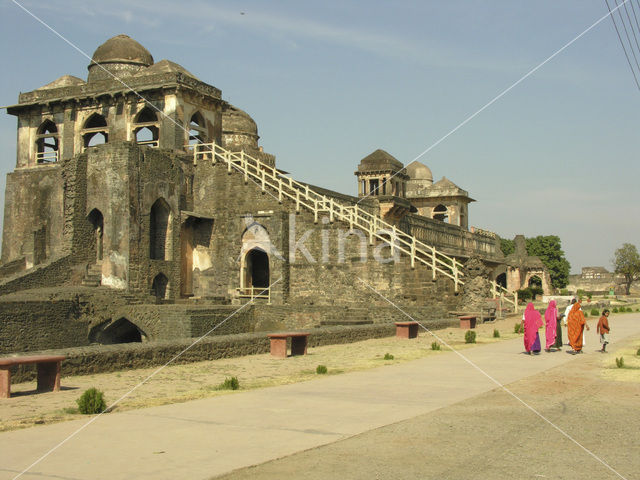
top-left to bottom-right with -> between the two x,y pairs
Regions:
88,35 -> 154,82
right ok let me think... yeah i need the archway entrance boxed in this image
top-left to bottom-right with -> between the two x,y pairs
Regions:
496,273 -> 507,288
87,209 -> 104,262
90,318 -> 145,345
152,273 -> 169,301
243,249 -> 269,294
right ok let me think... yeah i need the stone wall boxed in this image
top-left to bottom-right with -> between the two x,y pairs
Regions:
7,320 -> 456,383
0,255 -> 79,296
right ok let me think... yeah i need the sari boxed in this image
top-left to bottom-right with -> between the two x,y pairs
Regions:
567,302 -> 586,352
544,300 -> 558,350
523,303 -> 543,353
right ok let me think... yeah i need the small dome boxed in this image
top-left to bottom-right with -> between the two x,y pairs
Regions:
222,105 -> 258,136
90,34 -> 154,67
406,161 -> 433,182
357,149 -> 404,172
88,35 -> 153,82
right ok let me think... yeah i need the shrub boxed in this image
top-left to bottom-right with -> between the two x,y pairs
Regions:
76,388 -> 106,415
590,308 -> 600,316
218,376 -> 240,390
465,330 -> 476,344
384,353 -> 394,360
636,348 -> 640,356
560,289 -> 570,296
613,307 -> 619,313
493,329 -> 500,338
316,365 -> 328,374
626,307 -> 633,313
615,357 -> 625,368
514,322 -> 524,334
636,308 -> 639,312
431,341 -> 441,351
583,312 -> 589,317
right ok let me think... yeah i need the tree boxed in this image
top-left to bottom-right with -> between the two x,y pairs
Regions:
526,236 -> 570,289
612,243 -> 640,295
500,238 -> 514,256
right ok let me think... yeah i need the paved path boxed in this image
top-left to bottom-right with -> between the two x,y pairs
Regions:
2,315 -> 639,480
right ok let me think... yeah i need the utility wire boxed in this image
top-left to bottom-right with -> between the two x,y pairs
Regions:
628,0 -> 640,43
614,0 -> 640,71
621,0 -> 640,59
605,0 -> 640,90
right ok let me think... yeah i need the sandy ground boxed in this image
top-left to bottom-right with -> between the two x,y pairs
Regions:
214,329 -> 640,480
0,316 -> 529,431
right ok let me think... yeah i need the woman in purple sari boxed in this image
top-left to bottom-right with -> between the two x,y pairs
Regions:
544,300 -> 558,352
523,302 -> 543,354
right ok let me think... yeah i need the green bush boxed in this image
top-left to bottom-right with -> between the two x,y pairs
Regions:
590,308 -> 600,316
583,312 -> 589,317
493,329 -> 500,338
560,289 -> 570,296
431,341 -> 441,351
218,377 -> 240,390
316,365 -> 328,374
626,307 -> 633,313
384,353 -> 394,360
514,322 -> 524,334
76,387 -> 106,415
613,307 -> 619,313
465,330 -> 476,344
636,348 -> 640,356
615,357 -> 625,368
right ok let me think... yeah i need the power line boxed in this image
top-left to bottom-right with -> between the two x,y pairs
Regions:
622,0 -> 640,56
605,0 -> 640,90
614,0 -> 640,72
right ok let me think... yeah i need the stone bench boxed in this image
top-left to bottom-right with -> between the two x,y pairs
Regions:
394,321 -> 419,339
458,316 -> 477,329
267,332 -> 310,358
0,355 -> 65,398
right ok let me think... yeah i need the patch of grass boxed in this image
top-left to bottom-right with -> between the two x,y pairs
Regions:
62,407 -> 79,415
514,322 -> 524,334
431,341 -> 441,351
76,387 -> 107,415
316,365 -> 328,374
616,357 -> 625,369
493,329 -> 500,338
590,308 -> 600,316
383,353 -> 394,360
465,330 -> 476,344
217,376 -> 240,390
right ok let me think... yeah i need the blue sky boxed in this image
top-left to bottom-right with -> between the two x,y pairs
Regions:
0,0 -> 638,273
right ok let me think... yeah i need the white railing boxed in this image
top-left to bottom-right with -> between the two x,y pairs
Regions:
36,151 -> 58,163
490,281 -> 518,312
237,286 -> 271,304
187,142 -> 513,304
137,139 -> 159,147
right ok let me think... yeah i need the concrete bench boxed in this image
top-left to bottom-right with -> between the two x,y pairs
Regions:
458,316 -> 477,329
267,332 -> 310,358
0,355 -> 65,398
394,321 -> 419,339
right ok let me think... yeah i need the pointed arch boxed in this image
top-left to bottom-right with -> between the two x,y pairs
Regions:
36,120 -> 59,163
188,111 -> 207,145
242,248 -> 270,291
83,113 -> 108,148
433,204 -> 449,223
150,198 -> 173,260
152,273 -> 169,300
89,318 -> 146,345
134,107 -> 159,147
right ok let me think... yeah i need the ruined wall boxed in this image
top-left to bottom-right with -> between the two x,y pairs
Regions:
1,166 -> 65,264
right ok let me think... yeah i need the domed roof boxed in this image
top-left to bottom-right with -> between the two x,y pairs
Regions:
90,34 -> 154,67
37,75 -> 86,90
406,161 -> 433,182
222,105 -> 258,136
358,149 -> 404,172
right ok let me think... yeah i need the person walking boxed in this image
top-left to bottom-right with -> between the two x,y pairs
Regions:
562,298 -> 576,345
567,301 -> 589,353
544,300 -> 558,352
523,302 -> 543,355
597,309 -> 611,353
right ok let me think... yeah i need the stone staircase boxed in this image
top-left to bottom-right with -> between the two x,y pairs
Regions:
81,263 -> 102,287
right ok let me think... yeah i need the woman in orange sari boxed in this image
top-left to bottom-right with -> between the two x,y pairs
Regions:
567,301 -> 590,353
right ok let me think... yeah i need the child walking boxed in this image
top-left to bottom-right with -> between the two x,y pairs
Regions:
596,309 -> 611,353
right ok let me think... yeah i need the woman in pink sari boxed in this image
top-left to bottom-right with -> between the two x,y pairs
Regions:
523,302 -> 543,354
544,300 -> 558,352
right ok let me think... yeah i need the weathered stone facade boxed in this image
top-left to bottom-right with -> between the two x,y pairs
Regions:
0,35 -> 514,354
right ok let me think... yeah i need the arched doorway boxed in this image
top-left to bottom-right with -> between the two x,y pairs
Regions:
433,204 -> 449,223
496,273 -> 507,288
89,318 -> 146,345
243,249 -> 269,294
150,198 -> 172,260
152,273 -> 169,301
87,208 -> 104,262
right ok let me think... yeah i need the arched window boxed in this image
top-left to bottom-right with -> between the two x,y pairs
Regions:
150,198 -> 173,260
433,204 -> 449,223
188,112 -> 207,145
83,113 -> 108,148
133,107 -> 159,147
36,120 -> 59,163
